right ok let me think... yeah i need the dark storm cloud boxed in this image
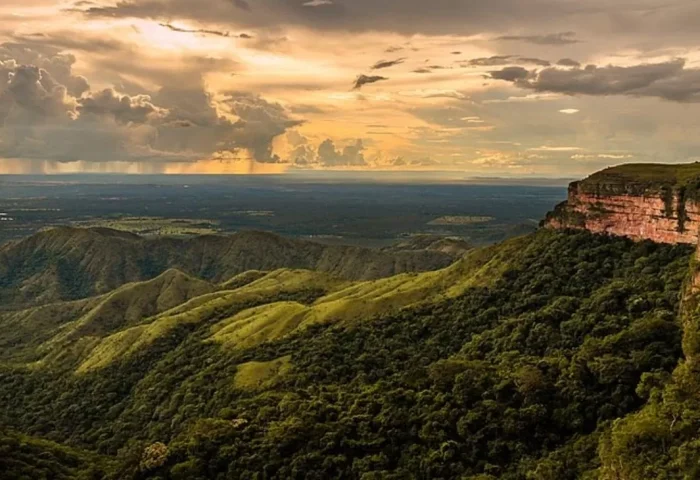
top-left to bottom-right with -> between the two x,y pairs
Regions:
0,43 -> 89,97
224,92 -> 305,163
353,75 -> 388,90
491,60 -> 700,103
371,58 -> 406,70
497,32 -> 581,45
78,89 -> 164,124
0,44 -> 302,164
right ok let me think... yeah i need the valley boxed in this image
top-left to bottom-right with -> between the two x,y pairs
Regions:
3,164 -> 700,478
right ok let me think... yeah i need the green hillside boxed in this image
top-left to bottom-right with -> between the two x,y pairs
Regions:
0,228 -> 463,309
0,430 -> 111,479
575,162 -> 700,197
1,228 -> 697,478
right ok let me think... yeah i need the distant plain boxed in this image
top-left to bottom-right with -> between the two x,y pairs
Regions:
0,175 -> 566,246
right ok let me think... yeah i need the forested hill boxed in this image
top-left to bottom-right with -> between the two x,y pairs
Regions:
1,227 -> 698,479
0,227 -> 468,309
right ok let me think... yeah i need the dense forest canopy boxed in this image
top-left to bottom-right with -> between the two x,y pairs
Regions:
2,228 -> 700,479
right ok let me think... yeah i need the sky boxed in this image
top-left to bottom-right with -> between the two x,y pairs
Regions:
1,0 -> 700,176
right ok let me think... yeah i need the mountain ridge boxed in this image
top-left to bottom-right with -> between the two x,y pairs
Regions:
0,227 -> 467,309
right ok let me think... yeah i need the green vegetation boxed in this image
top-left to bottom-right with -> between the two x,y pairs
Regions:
70,217 -> 221,237
233,356 -> 292,390
578,162 -> 700,197
0,228 -> 460,309
0,228 -> 696,479
0,430 -> 111,479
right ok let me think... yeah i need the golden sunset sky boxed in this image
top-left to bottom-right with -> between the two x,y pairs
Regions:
1,0 -> 700,175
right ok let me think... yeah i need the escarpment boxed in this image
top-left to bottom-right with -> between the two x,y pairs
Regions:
545,162 -> 700,244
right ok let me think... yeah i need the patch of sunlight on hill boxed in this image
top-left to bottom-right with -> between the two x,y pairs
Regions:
220,270 -> 269,290
71,235 -> 531,371
74,269 -> 345,372
207,235 -> 533,350
210,303 -> 308,349
234,356 -> 292,390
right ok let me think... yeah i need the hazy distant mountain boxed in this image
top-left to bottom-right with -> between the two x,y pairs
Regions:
0,227 -> 465,309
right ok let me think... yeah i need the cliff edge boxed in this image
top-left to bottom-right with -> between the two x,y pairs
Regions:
544,162 -> 700,244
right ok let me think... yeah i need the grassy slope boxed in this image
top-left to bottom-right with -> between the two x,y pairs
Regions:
0,269 -> 216,367
233,355 -> 292,390
207,234 -> 531,350
75,269 -> 346,372
0,237 -> 524,373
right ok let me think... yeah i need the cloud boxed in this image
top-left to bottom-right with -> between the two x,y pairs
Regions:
371,58 -> 406,70
519,57 -> 551,67
291,144 -> 316,165
0,44 -> 303,165
489,66 -> 530,82
231,0 -> 250,11
559,108 -> 580,114
289,104 -> 328,114
317,138 -> 367,166
497,32 -> 580,45
408,157 -> 440,166
353,75 -> 388,90
303,0 -> 334,6
467,56 -> 549,67
399,89 -> 468,100
78,89 -> 165,124
223,92 -> 304,163
1,65 -> 76,122
158,23 -> 251,38
557,58 -> 581,67
0,43 -> 89,97
491,59 -> 700,103
468,56 -> 517,67
72,0 -> 599,39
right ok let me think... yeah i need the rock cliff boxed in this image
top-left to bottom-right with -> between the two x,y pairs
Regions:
545,163 -> 700,244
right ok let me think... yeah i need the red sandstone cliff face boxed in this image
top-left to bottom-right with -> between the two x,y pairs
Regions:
545,182 -> 700,245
